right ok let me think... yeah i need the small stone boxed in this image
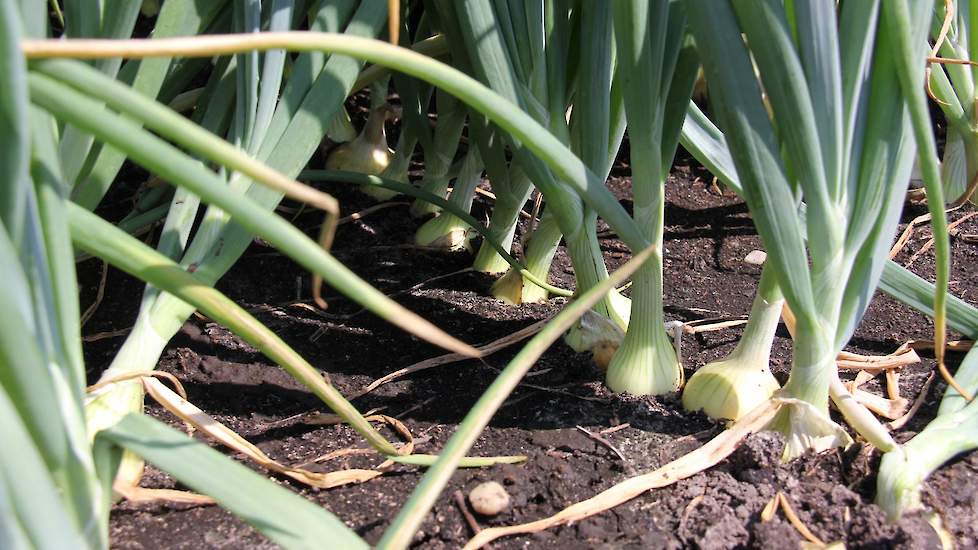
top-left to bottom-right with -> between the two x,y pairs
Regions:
469,481 -> 510,516
744,250 -> 767,265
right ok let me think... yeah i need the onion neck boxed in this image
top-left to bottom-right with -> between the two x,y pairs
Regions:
729,265 -> 784,363
780,253 -> 848,413
361,106 -> 388,146
518,211 -> 562,303
473,174 -> 534,274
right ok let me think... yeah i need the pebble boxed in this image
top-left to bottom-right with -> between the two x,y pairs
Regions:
469,481 -> 510,516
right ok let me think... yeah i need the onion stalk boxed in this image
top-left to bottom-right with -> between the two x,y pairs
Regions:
876,394 -> 978,521
444,0 -> 633,337
414,146 -> 482,251
409,89 -> 466,217
491,210 -> 562,304
516,213 -> 562,304
432,0 -> 544,278
469,116 -> 535,276
380,123 -> 419,188
472,170 -> 534,275
430,1 -> 639,346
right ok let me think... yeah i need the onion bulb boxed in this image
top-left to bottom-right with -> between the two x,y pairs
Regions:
683,267 -> 782,420
414,214 -> 474,251
490,268 -> 525,305
325,105 -> 396,200
681,354 -> 780,421
565,310 -> 625,371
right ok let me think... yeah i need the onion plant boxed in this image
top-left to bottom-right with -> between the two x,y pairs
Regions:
425,1 -> 702,397
430,2 -> 545,278
683,55 -> 978,434
325,102 -> 395,190
42,2 -> 449,488
490,208 -> 563,303
685,0 -> 942,458
602,0 -> 697,395
19,0 -> 494,526
302,168 -> 570,298
926,0 -> 978,204
415,145 -> 483,251
435,0 -> 633,328
876,1 -> 978,501
30,53 -> 477,385
408,88 -> 467,218
877,343 -> 978,521
432,1 -> 687,392
70,0 -> 229,211
682,73 -> 978,341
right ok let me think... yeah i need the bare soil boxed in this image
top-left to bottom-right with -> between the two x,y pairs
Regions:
81,155 -> 978,549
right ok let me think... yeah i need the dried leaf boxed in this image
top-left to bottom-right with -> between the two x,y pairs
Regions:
114,482 -> 215,505
143,378 -> 402,489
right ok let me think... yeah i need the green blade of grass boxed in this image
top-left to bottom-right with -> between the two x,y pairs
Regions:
0,211 -> 104,545
0,384 -> 88,550
101,413 -> 368,550
71,0 -> 229,209
28,70 -> 477,358
0,0 -> 30,247
19,0 -> 47,37
66,202 -> 400,455
22,32 -> 649,252
940,340 -> 978,415
377,245 -> 658,550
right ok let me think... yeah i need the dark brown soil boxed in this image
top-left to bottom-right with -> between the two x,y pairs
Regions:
80,156 -> 978,549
